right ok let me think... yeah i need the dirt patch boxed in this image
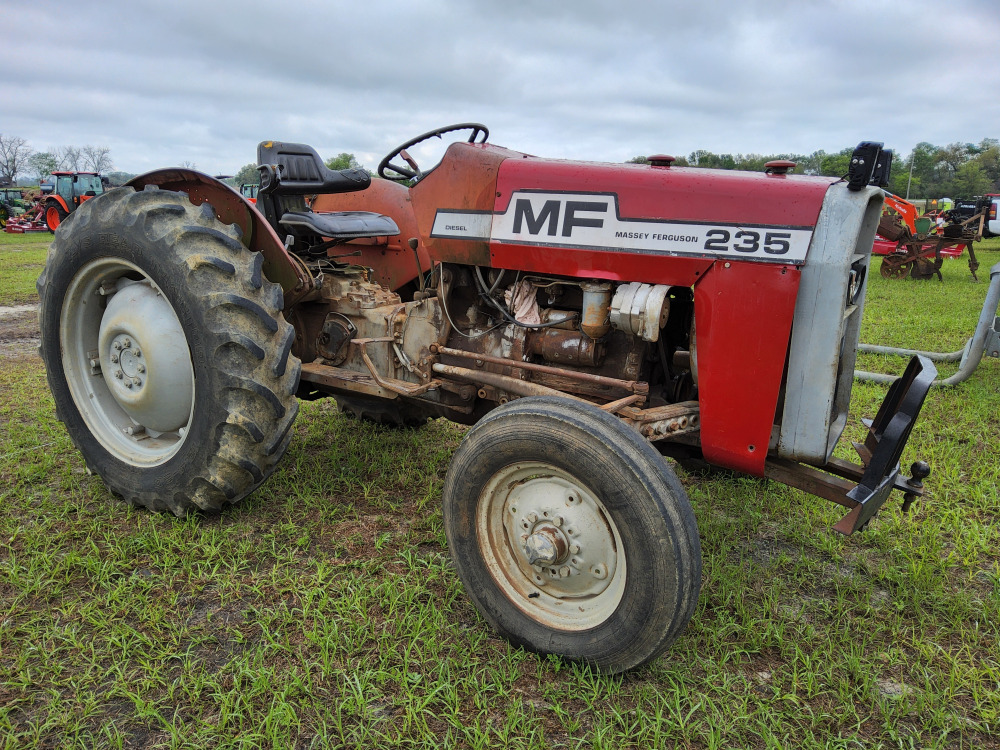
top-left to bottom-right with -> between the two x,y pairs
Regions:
0,303 -> 40,360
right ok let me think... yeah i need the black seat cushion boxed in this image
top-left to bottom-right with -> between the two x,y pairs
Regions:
278,210 -> 399,239
257,141 -> 370,196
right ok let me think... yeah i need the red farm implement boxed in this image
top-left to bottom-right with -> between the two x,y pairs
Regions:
874,192 -> 987,281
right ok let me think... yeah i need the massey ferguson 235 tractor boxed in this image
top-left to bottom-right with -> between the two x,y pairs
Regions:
38,125 -> 935,673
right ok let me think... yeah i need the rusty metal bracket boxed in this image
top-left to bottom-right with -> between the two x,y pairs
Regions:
764,457 -> 926,535
430,343 -> 648,395
299,362 -> 399,400
599,394 -> 645,413
618,401 -> 700,441
354,337 -> 441,397
768,355 -> 935,534
430,362 -> 590,402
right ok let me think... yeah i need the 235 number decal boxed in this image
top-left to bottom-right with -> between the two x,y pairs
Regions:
703,230 -> 792,255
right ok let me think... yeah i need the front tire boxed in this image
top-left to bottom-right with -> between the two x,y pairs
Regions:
45,201 -> 68,232
37,186 -> 300,514
442,397 -> 702,673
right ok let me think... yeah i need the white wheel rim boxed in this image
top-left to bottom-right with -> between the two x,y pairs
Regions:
476,461 -> 626,631
60,258 -> 195,466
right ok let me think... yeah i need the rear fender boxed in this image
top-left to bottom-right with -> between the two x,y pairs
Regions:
48,196 -> 70,213
126,169 -> 311,308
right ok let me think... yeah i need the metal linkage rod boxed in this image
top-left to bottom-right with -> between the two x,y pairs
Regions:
855,262 -> 1000,386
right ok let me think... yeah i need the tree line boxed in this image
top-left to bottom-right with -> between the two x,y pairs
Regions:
629,139 -> 1000,200
0,134 -> 118,184
6,130 -> 997,201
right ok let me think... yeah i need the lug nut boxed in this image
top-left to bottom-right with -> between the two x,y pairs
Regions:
570,543 -> 581,554
137,364 -> 145,373
132,349 -> 141,358
114,371 -> 123,380
123,339 -> 131,348
526,512 -> 538,524
559,566 -> 571,578
125,381 -> 133,388
132,377 -> 141,386
110,354 -> 119,363
552,516 -> 563,527
113,341 -> 123,351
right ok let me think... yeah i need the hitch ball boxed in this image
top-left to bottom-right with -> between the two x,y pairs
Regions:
901,461 -> 931,513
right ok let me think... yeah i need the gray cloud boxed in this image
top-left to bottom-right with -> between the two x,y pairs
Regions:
4,0 -> 999,176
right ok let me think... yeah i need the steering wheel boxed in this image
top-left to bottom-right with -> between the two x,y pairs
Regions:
377,123 -> 489,182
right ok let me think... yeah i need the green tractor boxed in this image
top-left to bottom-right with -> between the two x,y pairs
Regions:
0,187 -> 27,228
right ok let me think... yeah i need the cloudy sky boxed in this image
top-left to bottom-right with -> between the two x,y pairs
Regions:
4,0 -> 999,177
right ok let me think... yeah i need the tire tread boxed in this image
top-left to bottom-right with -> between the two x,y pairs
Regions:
38,186 -> 299,515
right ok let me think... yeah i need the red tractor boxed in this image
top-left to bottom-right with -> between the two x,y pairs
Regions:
37,125 -> 934,673
38,170 -> 105,231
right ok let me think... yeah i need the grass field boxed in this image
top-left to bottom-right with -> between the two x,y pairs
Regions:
0,231 -> 50,305
1,230 -> 998,749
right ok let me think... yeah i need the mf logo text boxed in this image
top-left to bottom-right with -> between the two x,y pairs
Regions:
512,198 -> 609,237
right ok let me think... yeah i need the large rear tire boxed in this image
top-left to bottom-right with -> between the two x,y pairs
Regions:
442,397 -> 701,673
37,186 -> 300,514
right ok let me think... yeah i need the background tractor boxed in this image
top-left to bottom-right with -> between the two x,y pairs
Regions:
0,187 -> 27,228
38,170 -> 105,231
37,126 -> 934,674
239,182 -> 258,203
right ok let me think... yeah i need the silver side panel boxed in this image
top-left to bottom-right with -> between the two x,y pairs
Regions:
777,184 -> 884,463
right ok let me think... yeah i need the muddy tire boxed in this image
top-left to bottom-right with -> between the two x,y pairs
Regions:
37,186 -> 300,514
442,396 -> 701,674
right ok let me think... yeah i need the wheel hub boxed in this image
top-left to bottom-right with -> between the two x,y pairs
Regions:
108,334 -> 145,387
492,466 -> 621,601
522,524 -> 568,566
476,462 -> 626,631
98,281 -> 194,433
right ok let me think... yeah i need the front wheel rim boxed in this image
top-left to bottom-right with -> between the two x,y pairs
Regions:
60,257 -> 195,466
476,461 -> 626,631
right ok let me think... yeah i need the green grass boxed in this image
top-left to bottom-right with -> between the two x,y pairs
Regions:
0,231 -> 51,305
1,236 -> 998,748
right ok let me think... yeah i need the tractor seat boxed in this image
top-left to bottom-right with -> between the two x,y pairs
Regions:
255,140 -> 399,244
279,210 -> 399,240
257,140 -> 370,196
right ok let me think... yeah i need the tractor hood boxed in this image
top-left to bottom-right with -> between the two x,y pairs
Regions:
424,143 -> 840,285
494,156 -> 836,231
